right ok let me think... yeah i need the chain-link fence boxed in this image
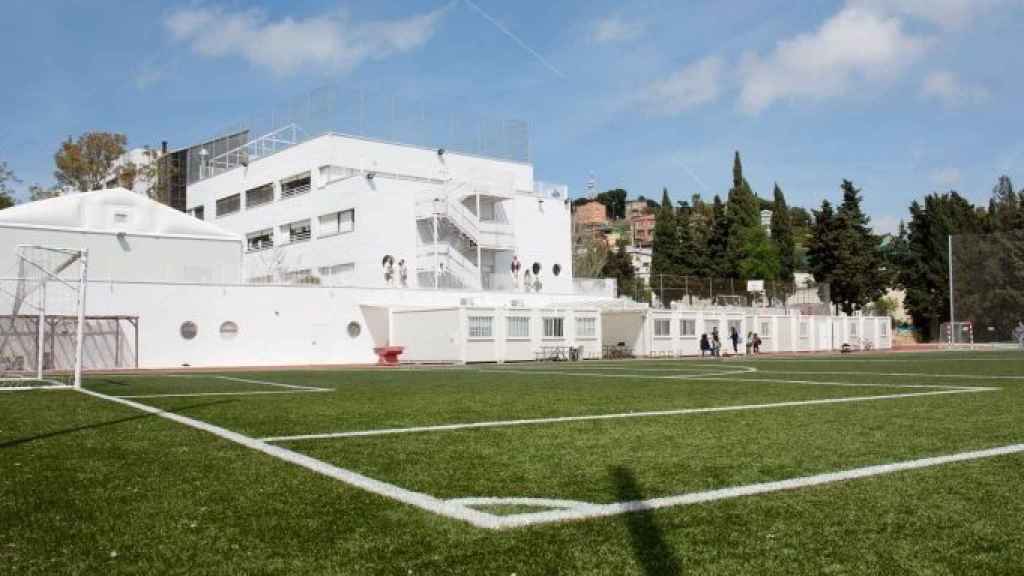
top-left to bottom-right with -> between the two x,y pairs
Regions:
192,83 -> 529,183
951,231 -> 1024,345
634,275 -> 831,314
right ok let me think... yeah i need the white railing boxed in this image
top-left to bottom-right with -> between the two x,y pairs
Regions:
417,245 -> 480,289
415,195 -> 514,250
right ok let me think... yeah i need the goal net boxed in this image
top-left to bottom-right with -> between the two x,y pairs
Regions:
939,321 -> 974,349
0,245 -> 88,389
950,232 -> 1024,349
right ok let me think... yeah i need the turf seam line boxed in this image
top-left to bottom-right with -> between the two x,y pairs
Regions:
75,388 -> 504,530
113,389 -> 332,399
259,388 -> 992,442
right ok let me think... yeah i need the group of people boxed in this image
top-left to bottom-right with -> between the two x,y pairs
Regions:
700,326 -> 763,358
382,255 -> 408,287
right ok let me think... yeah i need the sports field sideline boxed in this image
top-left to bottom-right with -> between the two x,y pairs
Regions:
2,350 -> 1023,574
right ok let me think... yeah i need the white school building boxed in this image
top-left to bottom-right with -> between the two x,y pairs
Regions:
0,132 -> 892,371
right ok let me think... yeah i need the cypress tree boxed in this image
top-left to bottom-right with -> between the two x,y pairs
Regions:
770,183 -> 797,282
708,195 -> 729,277
651,188 -> 680,305
725,151 -> 763,278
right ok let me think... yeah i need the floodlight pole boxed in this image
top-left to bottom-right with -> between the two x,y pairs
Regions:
73,249 -> 88,388
947,235 -> 955,346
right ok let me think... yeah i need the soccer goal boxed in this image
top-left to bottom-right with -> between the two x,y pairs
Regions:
939,321 -> 974,350
0,245 -> 88,389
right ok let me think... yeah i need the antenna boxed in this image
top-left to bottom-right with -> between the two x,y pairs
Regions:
586,172 -> 596,199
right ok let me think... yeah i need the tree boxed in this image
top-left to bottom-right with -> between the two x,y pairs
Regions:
54,132 -> 128,191
770,183 -> 797,282
830,180 -> 887,314
573,232 -> 609,278
651,188 -> 680,305
601,241 -> 637,298
0,161 -> 18,209
808,199 -> 840,300
988,175 -> 1020,232
595,189 -> 628,220
724,151 -> 763,278
708,195 -> 729,277
28,184 -> 62,202
901,191 -> 985,340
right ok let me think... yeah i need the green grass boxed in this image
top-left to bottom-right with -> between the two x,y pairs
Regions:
2,351 -> 1023,574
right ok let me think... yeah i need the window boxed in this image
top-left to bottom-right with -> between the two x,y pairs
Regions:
281,219 -> 311,243
347,321 -> 361,338
281,173 -> 312,199
679,319 -> 696,337
576,317 -> 596,338
880,322 -> 889,337
215,194 -> 240,217
246,229 -> 273,252
654,318 -> 671,337
850,323 -> 859,338
245,183 -> 274,208
760,321 -> 772,338
507,316 -> 530,338
219,321 -> 239,339
552,263 -> 562,277
247,275 -> 272,284
319,209 -> 355,237
800,321 -> 810,338
180,321 -> 197,340
543,317 -> 564,338
468,316 -> 494,338
281,269 -> 315,284
318,263 -> 355,282
190,206 -> 205,220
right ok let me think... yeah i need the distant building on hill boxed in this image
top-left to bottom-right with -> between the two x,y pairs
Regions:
574,200 -> 608,227
631,213 -> 656,247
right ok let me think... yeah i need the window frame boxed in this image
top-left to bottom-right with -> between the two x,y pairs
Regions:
679,318 -> 696,338
468,315 -> 494,339
506,316 -> 530,339
318,208 -> 355,238
654,318 -> 672,338
575,317 -> 597,339
245,183 -> 274,209
215,193 -> 241,218
543,316 -> 564,339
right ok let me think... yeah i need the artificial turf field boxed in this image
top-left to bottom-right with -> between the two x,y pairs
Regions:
2,351 -> 1023,575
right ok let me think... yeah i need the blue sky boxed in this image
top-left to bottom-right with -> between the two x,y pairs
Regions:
1,0 -> 1022,232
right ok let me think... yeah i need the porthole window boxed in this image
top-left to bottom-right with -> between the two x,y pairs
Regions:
552,263 -> 562,277
347,321 -> 362,338
219,321 -> 239,339
532,262 -> 541,275
180,321 -> 198,340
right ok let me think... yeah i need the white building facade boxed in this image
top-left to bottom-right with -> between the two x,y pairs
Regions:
186,133 -> 573,294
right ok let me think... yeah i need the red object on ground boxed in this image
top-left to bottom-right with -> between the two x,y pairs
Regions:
373,346 -> 405,366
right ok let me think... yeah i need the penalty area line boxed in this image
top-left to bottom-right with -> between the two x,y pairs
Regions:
488,442 -> 1024,528
260,387 -> 991,443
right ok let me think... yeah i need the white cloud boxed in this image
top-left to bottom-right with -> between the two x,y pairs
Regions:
641,56 -> 723,115
590,16 -> 645,43
165,4 -> 449,75
920,70 -> 990,107
929,166 -> 962,189
739,5 -> 934,114
851,0 -> 1009,30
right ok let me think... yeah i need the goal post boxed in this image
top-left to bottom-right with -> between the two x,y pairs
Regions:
0,245 -> 88,389
939,321 -> 974,350
949,231 -> 1024,348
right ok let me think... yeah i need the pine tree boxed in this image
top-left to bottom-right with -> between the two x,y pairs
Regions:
831,180 -> 886,314
808,199 -> 839,289
724,152 -> 763,278
601,241 -> 636,298
989,175 -> 1019,232
770,183 -> 797,282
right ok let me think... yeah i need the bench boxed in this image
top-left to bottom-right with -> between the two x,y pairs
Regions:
373,346 -> 405,366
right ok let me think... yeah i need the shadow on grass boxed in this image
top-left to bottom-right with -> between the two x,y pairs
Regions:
612,466 -> 684,576
0,399 -> 236,449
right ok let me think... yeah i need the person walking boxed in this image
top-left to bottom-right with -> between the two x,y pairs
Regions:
397,259 -> 408,288
711,327 -> 722,358
700,333 -> 710,358
746,331 -> 753,355
729,326 -> 740,355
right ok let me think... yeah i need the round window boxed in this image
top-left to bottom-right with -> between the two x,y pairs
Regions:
552,263 -> 562,277
347,321 -> 362,338
219,321 -> 239,339
180,321 -> 198,340
532,262 -> 541,275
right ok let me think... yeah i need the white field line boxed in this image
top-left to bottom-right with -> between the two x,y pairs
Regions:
470,368 -> 993,391
260,388 -> 990,443
75,388 -> 502,529
483,442 -> 1024,529
752,370 -> 1024,381
114,389 -> 332,399
212,375 -> 329,391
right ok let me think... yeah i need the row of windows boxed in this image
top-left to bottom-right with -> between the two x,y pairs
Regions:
653,318 -> 772,338
189,171 -> 314,220
466,316 -> 597,339
245,209 -> 355,252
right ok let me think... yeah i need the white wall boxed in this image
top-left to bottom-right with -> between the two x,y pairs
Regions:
392,308 -> 462,362
0,225 -> 241,284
